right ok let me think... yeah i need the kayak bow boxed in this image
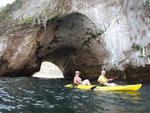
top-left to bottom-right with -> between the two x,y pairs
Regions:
65,84 -> 142,91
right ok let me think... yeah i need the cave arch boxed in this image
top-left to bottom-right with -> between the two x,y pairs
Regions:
36,12 -> 109,78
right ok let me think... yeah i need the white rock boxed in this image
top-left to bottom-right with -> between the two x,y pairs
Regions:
32,61 -> 64,78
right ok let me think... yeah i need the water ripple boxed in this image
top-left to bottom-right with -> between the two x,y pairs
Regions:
0,78 -> 149,113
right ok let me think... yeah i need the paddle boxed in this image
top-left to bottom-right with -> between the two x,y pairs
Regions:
91,85 -> 97,90
72,83 -> 78,88
108,76 -> 120,81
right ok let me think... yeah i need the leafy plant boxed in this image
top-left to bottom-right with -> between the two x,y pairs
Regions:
17,17 -> 33,25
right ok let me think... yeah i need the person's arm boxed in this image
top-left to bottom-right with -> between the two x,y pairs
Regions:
108,76 -> 120,81
74,77 -> 78,84
97,76 -> 100,82
77,77 -> 82,84
107,78 -> 113,81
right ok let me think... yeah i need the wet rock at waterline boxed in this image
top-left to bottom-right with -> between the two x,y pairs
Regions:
32,61 -> 64,78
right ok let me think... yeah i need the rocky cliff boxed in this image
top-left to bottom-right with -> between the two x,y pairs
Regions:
0,0 -> 149,81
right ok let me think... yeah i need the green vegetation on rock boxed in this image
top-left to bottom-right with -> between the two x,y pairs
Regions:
0,0 -> 22,20
0,0 -> 23,35
131,43 -> 141,51
17,17 -> 33,25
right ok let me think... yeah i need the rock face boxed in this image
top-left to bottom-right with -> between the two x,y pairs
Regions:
36,12 -> 108,77
0,0 -> 149,81
0,25 -> 38,76
12,0 -> 150,68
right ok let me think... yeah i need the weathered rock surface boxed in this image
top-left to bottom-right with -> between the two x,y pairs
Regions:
36,12 -> 108,77
0,25 -> 38,76
12,0 -> 150,67
0,0 -> 149,81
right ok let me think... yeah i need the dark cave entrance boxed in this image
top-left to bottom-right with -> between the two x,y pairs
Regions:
37,12 -> 109,78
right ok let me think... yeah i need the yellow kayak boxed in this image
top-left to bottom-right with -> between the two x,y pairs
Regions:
65,84 -> 142,91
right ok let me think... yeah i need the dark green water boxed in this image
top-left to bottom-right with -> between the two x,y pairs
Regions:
0,77 -> 150,113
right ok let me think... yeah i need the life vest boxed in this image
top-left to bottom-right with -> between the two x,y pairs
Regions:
98,75 -> 108,85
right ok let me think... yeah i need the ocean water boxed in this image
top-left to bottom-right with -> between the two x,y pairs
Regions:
0,77 -> 149,113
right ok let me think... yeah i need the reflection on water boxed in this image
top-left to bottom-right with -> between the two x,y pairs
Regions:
0,77 -> 150,113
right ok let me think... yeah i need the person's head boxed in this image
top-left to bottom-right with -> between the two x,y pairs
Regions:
75,70 -> 81,76
101,70 -> 106,75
